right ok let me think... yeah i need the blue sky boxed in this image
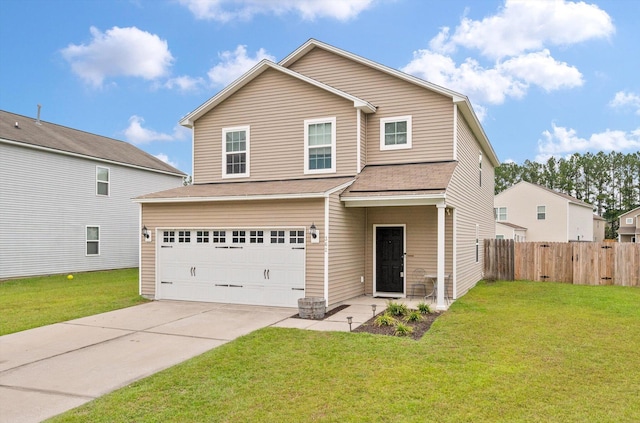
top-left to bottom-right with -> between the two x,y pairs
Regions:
1,0 -> 638,175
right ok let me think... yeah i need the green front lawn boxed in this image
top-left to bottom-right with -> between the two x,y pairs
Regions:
0,268 -> 147,335
50,281 -> 640,422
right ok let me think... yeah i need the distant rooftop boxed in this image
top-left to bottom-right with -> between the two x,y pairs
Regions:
0,110 -> 185,176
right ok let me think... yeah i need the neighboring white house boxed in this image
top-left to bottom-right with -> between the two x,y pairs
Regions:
0,110 -> 185,279
495,221 -> 527,241
494,181 -> 595,242
618,206 -> 640,243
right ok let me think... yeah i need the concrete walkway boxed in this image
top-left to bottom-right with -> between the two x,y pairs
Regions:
0,296 -> 437,423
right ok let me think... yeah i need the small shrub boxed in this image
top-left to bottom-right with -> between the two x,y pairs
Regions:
417,302 -> 432,315
405,310 -> 423,322
394,322 -> 414,337
374,312 -> 396,327
386,301 -> 409,316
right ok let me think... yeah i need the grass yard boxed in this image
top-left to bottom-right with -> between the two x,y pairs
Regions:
0,268 -> 147,335
49,281 -> 640,422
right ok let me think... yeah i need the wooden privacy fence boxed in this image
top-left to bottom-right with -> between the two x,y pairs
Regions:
484,239 -> 640,287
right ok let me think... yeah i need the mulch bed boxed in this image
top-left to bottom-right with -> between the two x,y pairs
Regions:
352,311 -> 442,340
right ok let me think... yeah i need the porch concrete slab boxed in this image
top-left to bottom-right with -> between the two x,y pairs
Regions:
0,386 -> 91,423
149,307 -> 294,340
0,324 -> 130,372
0,331 -> 223,398
325,304 -> 375,324
67,300 -> 225,331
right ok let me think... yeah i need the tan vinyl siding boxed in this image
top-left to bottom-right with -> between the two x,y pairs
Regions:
193,68 -> 357,183
327,191 -> 365,305
363,206 -> 454,296
140,199 -> 325,298
446,109 -> 495,297
288,48 -> 454,165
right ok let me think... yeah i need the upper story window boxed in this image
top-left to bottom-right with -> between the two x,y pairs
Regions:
380,116 -> 412,151
304,117 -> 336,174
96,166 -> 109,196
626,217 -> 634,225
495,207 -> 507,221
537,206 -> 546,220
223,126 -> 250,178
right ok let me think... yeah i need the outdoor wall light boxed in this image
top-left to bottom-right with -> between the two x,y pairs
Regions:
142,225 -> 150,241
371,304 -> 377,317
309,223 -> 319,243
347,316 -> 353,332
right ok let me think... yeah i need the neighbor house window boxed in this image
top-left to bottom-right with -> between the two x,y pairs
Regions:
496,235 -> 504,240
626,217 -> 634,225
495,207 -> 507,221
86,226 -> 99,256
304,117 -> 336,174
537,206 -> 546,220
222,126 -> 250,178
380,116 -> 412,150
96,166 -> 109,196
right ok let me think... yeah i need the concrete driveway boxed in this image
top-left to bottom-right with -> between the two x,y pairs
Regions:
0,301 -> 295,423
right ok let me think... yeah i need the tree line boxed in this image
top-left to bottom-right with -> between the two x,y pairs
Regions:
495,151 -> 640,239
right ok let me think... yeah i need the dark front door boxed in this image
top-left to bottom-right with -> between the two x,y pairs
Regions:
376,226 -> 404,294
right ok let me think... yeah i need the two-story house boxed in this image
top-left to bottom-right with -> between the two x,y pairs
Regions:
618,206 -> 640,243
0,110 -> 185,279
494,181 -> 595,242
135,39 -> 499,311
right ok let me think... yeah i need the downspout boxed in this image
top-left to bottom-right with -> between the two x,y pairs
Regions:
356,109 -> 361,174
324,195 -> 330,304
138,203 -> 143,295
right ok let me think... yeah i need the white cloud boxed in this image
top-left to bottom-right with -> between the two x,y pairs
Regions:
123,115 -> 189,145
61,26 -> 174,87
433,0 -> 614,59
536,123 -> 640,161
207,45 -> 275,87
402,1 -> 611,109
179,0 -> 375,22
154,153 -> 179,168
609,91 -> 640,115
164,75 -> 206,92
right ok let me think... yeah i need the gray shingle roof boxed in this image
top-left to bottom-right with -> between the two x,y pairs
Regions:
0,110 -> 185,176
135,177 -> 355,201
340,161 -> 457,198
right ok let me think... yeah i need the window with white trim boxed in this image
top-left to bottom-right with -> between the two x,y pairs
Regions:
496,235 -> 504,240
86,226 -> 99,256
96,166 -> 109,196
380,116 -> 412,150
626,217 -> 634,225
223,126 -> 249,178
304,117 -> 336,174
479,152 -> 483,187
495,207 -> 507,221
537,206 -> 546,220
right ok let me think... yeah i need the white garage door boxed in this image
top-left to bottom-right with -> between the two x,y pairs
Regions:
157,228 -> 306,307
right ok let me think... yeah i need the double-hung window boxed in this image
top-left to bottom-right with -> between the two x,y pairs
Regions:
86,226 -> 99,256
222,126 -> 250,178
304,117 -> 336,174
380,116 -> 412,150
96,166 -> 109,196
537,206 -> 546,220
495,207 -> 507,221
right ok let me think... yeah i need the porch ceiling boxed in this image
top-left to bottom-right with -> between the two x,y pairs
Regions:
340,161 -> 455,207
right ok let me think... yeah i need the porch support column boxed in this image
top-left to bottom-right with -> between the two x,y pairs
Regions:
436,202 -> 446,310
